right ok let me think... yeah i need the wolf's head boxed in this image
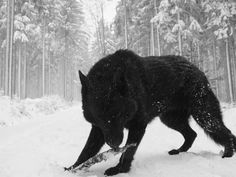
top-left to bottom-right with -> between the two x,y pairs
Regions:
78,70 -> 137,149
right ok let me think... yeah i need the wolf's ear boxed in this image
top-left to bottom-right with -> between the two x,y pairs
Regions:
78,70 -> 88,88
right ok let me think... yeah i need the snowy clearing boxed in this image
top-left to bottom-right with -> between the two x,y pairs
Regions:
0,99 -> 236,177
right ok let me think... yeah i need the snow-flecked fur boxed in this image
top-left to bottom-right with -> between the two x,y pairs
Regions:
67,50 -> 236,176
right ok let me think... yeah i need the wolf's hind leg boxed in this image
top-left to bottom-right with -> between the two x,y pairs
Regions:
191,89 -> 236,158
160,109 -> 197,155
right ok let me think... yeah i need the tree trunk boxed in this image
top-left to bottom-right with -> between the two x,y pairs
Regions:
156,26 -> 161,56
151,22 -> 155,55
63,30 -> 67,99
5,0 -> 12,95
197,41 -> 201,69
48,51 -> 51,95
100,2 -> 106,55
70,62 -> 74,101
189,40 -> 193,63
154,0 -> 161,56
8,0 -> 14,98
212,37 -> 218,98
124,0 -> 128,49
38,60 -> 41,98
42,16 -> 46,97
18,42 -> 21,99
63,53 -> 66,99
0,49 -> 4,92
230,36 -> 236,101
13,44 -> 17,97
23,43 -> 27,98
225,37 -> 233,103
177,7 -> 182,56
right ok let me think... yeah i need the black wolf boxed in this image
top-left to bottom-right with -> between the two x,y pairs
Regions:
66,50 -> 236,176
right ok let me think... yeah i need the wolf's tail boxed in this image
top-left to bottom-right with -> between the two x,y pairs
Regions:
191,87 -> 236,156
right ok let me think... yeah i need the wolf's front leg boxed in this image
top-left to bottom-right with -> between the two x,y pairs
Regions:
65,125 -> 105,170
104,123 -> 147,176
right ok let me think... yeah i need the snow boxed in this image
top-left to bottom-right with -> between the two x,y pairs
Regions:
0,97 -> 236,177
164,31 -> 177,43
172,20 -> 185,33
159,0 -> 170,11
189,18 -> 202,32
14,30 -> 29,42
0,95 -> 71,126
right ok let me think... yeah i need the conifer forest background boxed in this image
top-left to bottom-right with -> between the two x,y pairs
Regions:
0,0 -> 236,103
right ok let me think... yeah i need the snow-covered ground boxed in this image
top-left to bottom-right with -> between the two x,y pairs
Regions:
0,96 -> 71,126
0,97 -> 236,177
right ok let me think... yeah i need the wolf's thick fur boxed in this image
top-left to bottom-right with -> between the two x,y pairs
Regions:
66,50 -> 236,176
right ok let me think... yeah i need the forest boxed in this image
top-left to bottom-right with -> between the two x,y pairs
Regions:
0,0 -> 236,103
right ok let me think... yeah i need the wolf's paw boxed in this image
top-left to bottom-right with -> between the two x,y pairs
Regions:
222,149 -> 234,158
222,142 -> 235,158
104,165 -> 130,176
168,149 -> 180,155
